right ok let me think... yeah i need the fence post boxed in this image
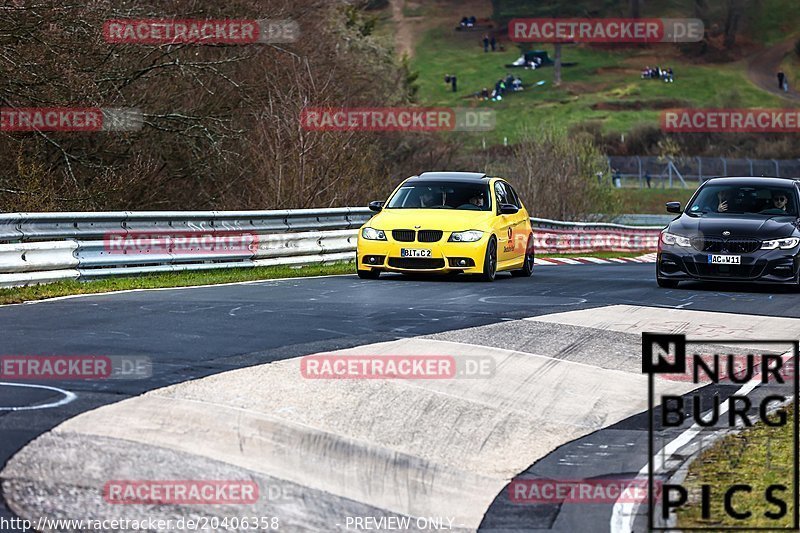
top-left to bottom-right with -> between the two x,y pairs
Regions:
696,156 -> 702,183
746,158 -> 753,175
637,156 -> 643,188
772,159 -> 779,176
721,157 -> 727,176
668,161 -> 673,188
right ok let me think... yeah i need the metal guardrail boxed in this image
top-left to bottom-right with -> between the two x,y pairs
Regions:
0,209 -> 661,288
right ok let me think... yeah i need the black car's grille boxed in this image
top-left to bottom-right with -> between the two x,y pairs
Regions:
418,230 -> 443,243
392,229 -> 416,242
391,229 -> 443,243
388,258 -> 445,270
688,263 -> 765,279
690,237 -> 761,254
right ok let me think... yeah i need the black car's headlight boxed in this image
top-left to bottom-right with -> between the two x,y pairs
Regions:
661,231 -> 691,247
448,230 -> 484,242
761,237 -> 800,250
361,227 -> 387,241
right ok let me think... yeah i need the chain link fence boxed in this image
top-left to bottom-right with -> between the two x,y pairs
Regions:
605,156 -> 800,188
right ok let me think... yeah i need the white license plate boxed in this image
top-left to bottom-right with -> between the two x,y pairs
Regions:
401,248 -> 432,258
708,254 -> 741,265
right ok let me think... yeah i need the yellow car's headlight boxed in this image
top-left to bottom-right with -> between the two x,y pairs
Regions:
448,230 -> 484,242
361,227 -> 386,241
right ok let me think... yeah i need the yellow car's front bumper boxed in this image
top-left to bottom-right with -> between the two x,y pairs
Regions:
357,235 -> 488,274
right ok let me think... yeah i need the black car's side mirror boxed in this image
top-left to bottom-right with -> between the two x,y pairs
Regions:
666,202 -> 682,214
368,201 -> 383,212
499,204 -> 520,215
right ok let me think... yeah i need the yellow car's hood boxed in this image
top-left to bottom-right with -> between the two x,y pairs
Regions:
367,208 -> 495,232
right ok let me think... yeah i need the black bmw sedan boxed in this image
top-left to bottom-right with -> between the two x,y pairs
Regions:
657,176 -> 800,288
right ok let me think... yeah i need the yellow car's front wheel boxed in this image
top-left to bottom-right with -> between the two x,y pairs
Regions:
357,268 -> 380,279
511,233 -> 534,277
479,236 -> 497,282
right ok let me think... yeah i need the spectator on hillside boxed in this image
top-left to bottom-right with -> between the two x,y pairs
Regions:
451,74 -> 457,92
612,168 -> 622,188
778,71 -> 785,90
468,16 -> 476,27
460,17 -> 468,28
490,35 -> 497,51
482,34 -> 489,52
512,76 -> 523,91
480,87 -> 490,100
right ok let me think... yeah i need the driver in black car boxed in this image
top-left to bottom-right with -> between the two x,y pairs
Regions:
769,190 -> 790,213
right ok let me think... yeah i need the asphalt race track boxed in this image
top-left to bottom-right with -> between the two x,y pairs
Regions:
1,263 -> 799,532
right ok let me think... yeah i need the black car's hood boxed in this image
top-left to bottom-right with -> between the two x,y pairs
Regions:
669,213 -> 799,239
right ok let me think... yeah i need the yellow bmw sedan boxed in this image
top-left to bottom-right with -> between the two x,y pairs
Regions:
356,172 -> 534,281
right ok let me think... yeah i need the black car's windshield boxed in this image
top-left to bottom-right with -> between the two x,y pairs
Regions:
386,181 -> 492,210
687,184 -> 797,216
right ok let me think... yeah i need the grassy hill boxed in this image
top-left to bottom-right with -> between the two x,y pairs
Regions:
381,0 -> 795,145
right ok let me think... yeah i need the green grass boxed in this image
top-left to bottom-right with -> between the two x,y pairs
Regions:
0,248 -> 657,305
491,0 -> 800,45
747,0 -> 800,45
411,28 -> 783,144
677,404 -> 795,529
0,262 -> 355,305
615,187 -> 693,214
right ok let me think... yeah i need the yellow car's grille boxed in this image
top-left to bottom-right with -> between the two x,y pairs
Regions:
391,229 -> 443,243
418,230 -> 443,242
392,229 -> 415,242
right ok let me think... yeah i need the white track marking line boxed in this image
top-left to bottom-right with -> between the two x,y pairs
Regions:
0,382 -> 77,411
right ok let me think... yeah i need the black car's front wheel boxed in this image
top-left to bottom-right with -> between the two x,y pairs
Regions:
480,236 -> 498,282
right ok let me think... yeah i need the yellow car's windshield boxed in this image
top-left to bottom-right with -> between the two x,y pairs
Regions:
386,182 -> 492,211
